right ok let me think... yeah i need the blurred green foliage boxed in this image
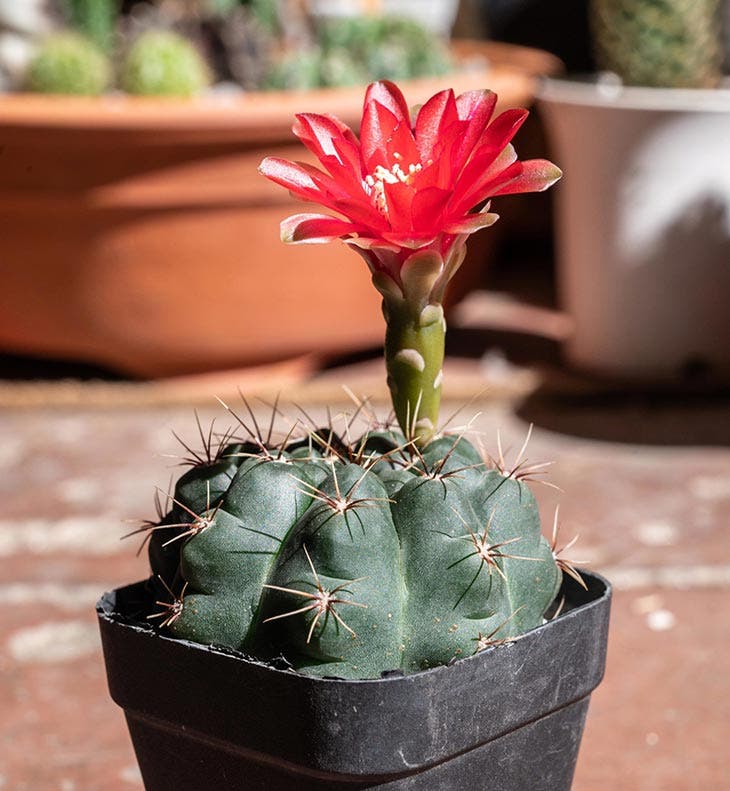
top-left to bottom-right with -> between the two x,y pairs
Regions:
64,0 -> 119,51
265,15 -> 453,90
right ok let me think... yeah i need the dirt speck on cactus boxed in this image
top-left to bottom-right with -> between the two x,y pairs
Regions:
120,30 -> 211,97
26,32 -> 112,96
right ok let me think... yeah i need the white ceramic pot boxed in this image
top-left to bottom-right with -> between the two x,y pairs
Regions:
539,77 -> 730,382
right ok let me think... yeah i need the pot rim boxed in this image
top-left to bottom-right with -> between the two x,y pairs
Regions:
0,40 -> 560,134
97,570 -> 611,686
539,74 -> 730,113
98,571 -> 611,778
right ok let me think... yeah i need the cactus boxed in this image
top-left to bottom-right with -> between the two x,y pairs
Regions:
26,32 -> 112,96
590,0 -> 723,88
63,0 -> 119,52
138,411 -> 570,679
120,30 -> 211,97
132,80 -> 568,679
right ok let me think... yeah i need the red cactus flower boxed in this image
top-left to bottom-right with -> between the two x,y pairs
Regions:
259,80 -> 561,445
259,80 -> 561,303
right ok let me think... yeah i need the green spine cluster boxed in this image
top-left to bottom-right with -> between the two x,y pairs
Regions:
590,0 -> 723,88
26,32 -> 112,96
120,30 -> 211,97
143,421 -> 564,679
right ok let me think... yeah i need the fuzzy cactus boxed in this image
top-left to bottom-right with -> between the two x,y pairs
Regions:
590,0 -> 723,88
26,31 -> 112,96
120,30 -> 211,97
135,81 -> 571,680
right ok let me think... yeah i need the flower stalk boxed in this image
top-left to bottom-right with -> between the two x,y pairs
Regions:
384,299 -> 444,445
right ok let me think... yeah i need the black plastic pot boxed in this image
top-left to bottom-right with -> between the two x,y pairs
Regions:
97,572 -> 610,791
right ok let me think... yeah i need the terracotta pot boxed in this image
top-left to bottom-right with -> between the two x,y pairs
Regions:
0,41 -> 561,377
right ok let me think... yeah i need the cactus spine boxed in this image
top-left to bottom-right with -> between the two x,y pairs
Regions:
591,0 -> 723,88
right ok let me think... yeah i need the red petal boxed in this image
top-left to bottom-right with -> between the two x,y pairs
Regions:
364,81 -> 410,125
444,211 -> 499,235
450,89 -> 498,175
410,186 -> 450,231
488,159 -> 563,197
293,112 -> 358,162
259,157 -> 322,200
293,113 -> 365,193
456,89 -> 497,124
449,144 -> 519,215
331,136 -> 365,176
361,100 -> 400,172
478,108 -> 529,151
382,181 -> 414,231
414,89 -> 457,163
280,213 -> 361,243
332,197 -> 387,228
260,157 -> 361,216
427,119 -> 470,188
361,102 -> 419,175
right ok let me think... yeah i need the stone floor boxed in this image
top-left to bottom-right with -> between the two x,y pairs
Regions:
1,383 -> 729,790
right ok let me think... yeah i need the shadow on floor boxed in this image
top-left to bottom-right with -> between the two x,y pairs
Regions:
444,327 -> 730,448
516,386 -> 730,447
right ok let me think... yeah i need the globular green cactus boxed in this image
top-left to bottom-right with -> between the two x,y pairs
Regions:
137,410 -> 574,680
130,79 -> 567,681
26,32 -> 112,96
590,0 -> 723,88
120,30 -> 211,97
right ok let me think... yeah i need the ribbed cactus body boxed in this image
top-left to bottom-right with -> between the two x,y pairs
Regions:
591,0 -> 723,88
149,431 -> 562,679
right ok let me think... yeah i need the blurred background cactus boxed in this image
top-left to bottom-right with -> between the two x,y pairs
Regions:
120,29 -> 211,96
26,30 -> 112,94
590,0 -> 724,88
0,0 -> 462,97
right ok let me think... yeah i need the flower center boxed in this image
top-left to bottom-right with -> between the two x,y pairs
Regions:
363,152 -> 422,214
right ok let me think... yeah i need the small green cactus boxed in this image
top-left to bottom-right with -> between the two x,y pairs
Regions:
136,413 -> 574,680
120,30 -> 211,97
26,32 -> 112,96
591,0 -> 723,88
